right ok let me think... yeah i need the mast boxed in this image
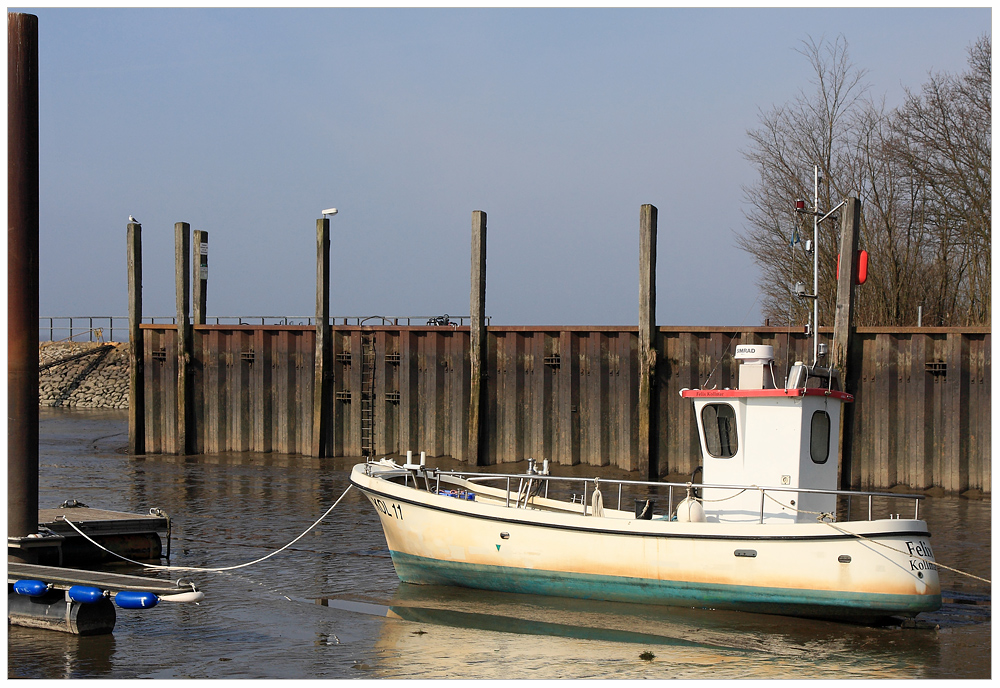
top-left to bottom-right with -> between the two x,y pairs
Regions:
794,165 -> 846,371
812,165 -> 819,367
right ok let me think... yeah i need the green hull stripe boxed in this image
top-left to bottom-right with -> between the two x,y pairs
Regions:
389,550 -> 940,619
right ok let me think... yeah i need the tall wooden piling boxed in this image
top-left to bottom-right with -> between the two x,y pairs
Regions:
193,230 -> 208,325
127,222 -> 144,454
833,197 -> 861,489
638,204 -> 658,480
8,12 -> 40,550
312,218 -> 331,457
468,211 -> 489,465
175,222 -> 192,455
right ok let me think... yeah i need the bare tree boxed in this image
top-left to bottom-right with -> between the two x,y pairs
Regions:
843,98 -> 930,326
739,36 -> 868,328
740,34 -> 991,328
890,35 -> 991,325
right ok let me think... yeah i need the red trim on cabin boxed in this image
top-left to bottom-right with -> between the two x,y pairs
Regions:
681,388 -> 854,402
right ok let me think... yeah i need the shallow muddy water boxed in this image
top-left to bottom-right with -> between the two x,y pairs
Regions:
7,408 -> 991,679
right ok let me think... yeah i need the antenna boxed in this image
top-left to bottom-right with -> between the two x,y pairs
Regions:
793,168 -> 848,368
812,166 -> 819,366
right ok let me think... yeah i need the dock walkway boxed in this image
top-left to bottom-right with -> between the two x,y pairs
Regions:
8,562 -> 189,595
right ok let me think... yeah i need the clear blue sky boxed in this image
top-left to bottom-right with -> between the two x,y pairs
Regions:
19,7 -> 990,326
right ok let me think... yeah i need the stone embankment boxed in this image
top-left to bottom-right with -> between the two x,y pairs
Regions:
39,342 -> 130,409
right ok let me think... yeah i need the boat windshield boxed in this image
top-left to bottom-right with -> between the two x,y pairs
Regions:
701,403 -> 737,458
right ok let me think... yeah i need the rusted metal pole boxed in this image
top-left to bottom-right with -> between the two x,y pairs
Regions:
638,204 -> 658,481
468,210 -> 489,465
311,217 -> 331,457
127,222 -> 144,454
192,230 -> 208,325
833,197 -> 861,489
8,12 -> 40,550
175,222 -> 191,455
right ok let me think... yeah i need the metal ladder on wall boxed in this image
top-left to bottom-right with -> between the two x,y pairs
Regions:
360,332 -> 376,457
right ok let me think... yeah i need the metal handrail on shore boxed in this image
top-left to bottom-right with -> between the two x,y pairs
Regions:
39,315 -> 491,342
39,317 -> 128,343
418,468 -> 924,524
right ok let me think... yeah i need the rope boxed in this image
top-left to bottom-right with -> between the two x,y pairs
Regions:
761,492 -> 991,585
591,478 -> 604,518
823,520 -> 991,584
693,487 -> 748,503
59,484 -> 354,573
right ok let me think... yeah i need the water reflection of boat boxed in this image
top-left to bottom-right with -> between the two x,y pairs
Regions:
352,338 -> 941,624
367,584 -> 942,680
388,597 -> 720,650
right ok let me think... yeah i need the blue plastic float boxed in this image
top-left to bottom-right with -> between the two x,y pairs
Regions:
12,579 -> 50,597
114,590 -> 160,609
68,585 -> 106,604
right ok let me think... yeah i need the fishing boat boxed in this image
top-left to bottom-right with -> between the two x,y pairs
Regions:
350,342 -> 940,623
352,180 -> 940,623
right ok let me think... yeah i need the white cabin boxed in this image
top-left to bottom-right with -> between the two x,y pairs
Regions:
681,345 -> 853,523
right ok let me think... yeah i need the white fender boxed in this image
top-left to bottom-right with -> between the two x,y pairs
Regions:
675,496 -> 705,523
158,590 -> 206,603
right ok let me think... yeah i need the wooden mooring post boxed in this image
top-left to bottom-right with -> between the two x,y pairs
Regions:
469,210 -> 488,465
312,217 -> 331,457
193,229 -> 208,325
833,197 -> 861,490
175,222 -> 192,455
127,221 -> 144,454
638,204 -> 658,481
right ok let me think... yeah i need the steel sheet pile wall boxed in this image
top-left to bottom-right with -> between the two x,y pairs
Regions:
144,326 -> 316,455
849,329 -> 990,493
488,328 -> 639,471
140,324 -> 989,493
327,329 -> 471,460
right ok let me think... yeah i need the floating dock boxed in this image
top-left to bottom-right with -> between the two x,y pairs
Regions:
8,504 -> 169,568
8,563 -> 201,635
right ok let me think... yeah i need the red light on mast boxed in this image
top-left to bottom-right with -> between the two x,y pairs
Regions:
795,199 -> 806,211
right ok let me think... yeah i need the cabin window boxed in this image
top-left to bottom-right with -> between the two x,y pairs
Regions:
810,411 -> 831,464
701,403 -> 738,458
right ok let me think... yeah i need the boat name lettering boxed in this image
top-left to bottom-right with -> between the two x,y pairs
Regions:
372,497 -> 403,520
905,539 -> 936,571
905,540 -> 933,559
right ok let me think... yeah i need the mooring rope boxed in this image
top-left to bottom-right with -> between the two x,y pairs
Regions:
761,491 -> 991,585
823,519 -> 992,585
59,484 -> 354,573
692,487 -> 748,503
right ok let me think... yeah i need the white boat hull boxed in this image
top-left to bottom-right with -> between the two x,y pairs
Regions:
351,463 -> 941,622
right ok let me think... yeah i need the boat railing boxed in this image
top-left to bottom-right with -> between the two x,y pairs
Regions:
418,468 -> 924,524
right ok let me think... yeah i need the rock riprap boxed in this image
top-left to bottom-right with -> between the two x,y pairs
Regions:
39,341 -> 130,409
